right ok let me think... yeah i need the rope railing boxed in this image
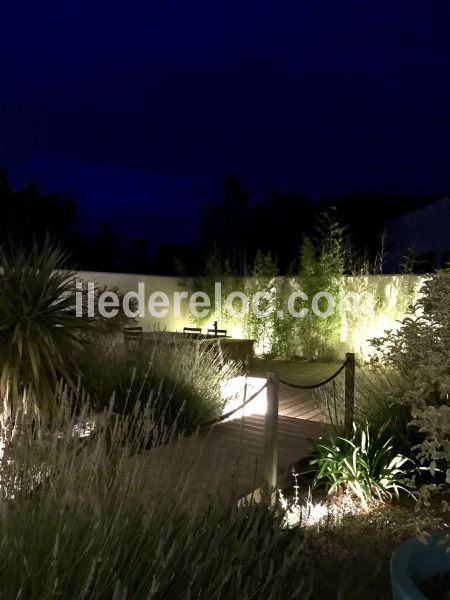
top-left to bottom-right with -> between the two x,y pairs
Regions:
277,359 -> 349,390
262,353 -> 356,506
199,380 -> 268,428
197,353 -> 356,508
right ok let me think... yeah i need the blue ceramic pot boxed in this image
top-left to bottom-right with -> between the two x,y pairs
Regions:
391,536 -> 450,599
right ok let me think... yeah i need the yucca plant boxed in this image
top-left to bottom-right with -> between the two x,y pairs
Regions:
310,423 -> 413,510
0,241 -> 90,418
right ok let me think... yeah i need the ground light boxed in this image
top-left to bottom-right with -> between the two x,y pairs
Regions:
220,376 -> 267,419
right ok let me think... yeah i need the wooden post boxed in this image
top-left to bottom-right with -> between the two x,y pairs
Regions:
263,371 -> 279,506
344,353 -> 355,437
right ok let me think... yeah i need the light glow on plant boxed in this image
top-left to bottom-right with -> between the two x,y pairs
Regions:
278,488 -> 370,529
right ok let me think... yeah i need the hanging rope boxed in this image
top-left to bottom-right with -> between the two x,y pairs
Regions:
277,358 -> 348,390
200,381 -> 268,427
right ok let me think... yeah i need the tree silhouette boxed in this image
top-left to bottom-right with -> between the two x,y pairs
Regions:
0,170 -> 82,263
123,237 -> 151,274
199,175 -> 251,274
86,223 -> 121,272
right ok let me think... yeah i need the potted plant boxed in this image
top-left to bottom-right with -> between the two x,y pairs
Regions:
391,536 -> 450,599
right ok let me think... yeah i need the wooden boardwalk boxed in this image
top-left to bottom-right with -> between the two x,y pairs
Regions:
250,359 -> 341,422
198,414 -> 326,499
135,362 -> 340,502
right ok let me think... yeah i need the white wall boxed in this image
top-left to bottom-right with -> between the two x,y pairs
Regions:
76,270 -> 424,359
76,271 -> 192,332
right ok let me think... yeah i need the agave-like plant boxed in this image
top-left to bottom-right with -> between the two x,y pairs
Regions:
0,242 -> 90,417
310,422 -> 413,510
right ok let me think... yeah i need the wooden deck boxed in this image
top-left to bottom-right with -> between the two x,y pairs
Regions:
134,415 -> 326,502
134,362 -> 340,502
199,414 -> 326,498
250,359 -> 341,422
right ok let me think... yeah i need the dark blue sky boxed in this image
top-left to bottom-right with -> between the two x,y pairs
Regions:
1,1 -> 449,249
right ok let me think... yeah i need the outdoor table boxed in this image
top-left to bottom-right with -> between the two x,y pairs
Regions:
141,331 -> 254,367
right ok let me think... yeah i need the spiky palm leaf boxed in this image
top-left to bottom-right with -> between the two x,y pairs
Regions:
0,242 -> 90,416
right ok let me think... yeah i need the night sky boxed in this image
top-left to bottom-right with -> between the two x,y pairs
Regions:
1,1 -> 449,251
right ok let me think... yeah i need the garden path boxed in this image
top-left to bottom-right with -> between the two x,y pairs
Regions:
134,362 -> 339,502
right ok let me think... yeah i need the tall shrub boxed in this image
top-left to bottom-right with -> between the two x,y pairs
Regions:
244,250 -> 278,355
189,245 -> 245,331
243,251 -> 297,358
370,268 -> 450,510
297,213 -> 346,360
269,274 -> 297,358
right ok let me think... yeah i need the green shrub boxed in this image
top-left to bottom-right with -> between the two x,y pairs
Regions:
369,267 -> 450,532
309,423 -> 412,510
78,339 -> 239,430
0,400 -> 311,599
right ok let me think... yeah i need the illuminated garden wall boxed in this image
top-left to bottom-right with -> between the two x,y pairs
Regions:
79,271 -> 423,362
76,271 -> 191,332
337,274 -> 423,360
